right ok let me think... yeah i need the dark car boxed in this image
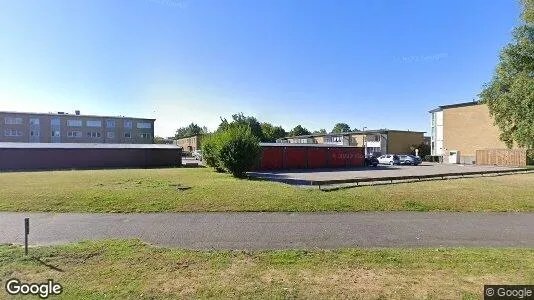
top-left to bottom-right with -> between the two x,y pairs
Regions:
398,155 -> 422,165
365,155 -> 379,167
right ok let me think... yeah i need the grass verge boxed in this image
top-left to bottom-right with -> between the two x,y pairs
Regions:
0,168 -> 533,212
1,240 -> 533,299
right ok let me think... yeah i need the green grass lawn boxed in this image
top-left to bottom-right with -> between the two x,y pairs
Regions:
1,239 -> 532,299
0,168 -> 533,212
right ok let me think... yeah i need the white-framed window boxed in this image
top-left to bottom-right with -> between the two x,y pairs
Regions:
51,130 -> 60,137
106,120 -> 116,128
86,132 -> 101,138
124,120 -> 132,128
86,120 -> 102,127
4,129 -> 23,136
124,132 -> 131,138
5,117 -> 23,125
67,120 -> 82,127
107,132 -> 115,138
140,133 -> 151,139
51,118 -> 60,126
137,122 -> 151,129
67,131 -> 82,138
30,130 -> 40,137
30,118 -> 40,125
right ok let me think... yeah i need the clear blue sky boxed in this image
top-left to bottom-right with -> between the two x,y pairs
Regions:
0,0 -> 522,137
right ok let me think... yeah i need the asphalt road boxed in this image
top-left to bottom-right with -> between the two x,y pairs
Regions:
1,212 -> 533,250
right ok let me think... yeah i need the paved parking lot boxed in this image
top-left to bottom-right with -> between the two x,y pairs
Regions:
248,162 -> 525,184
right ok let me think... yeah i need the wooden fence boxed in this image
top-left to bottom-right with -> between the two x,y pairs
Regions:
475,149 -> 530,167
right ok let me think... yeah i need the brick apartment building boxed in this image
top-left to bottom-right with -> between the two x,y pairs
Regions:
429,101 -> 514,164
277,129 -> 424,156
0,110 -> 155,144
175,134 -> 203,152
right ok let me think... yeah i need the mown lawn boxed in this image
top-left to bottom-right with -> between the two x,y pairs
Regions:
1,240 -> 532,299
0,168 -> 533,212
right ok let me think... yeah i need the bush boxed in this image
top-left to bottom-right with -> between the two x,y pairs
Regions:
527,149 -> 534,166
201,125 -> 261,177
201,134 -> 225,173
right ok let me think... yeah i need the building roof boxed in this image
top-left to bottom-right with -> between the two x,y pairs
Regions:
0,143 -> 180,149
0,110 -> 156,121
283,129 -> 426,139
428,101 -> 481,113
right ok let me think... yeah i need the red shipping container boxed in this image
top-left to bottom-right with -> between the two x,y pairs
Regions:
260,147 -> 284,170
307,147 -> 327,169
285,147 -> 308,169
328,148 -> 346,168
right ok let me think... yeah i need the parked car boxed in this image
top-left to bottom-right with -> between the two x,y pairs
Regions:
398,155 -> 422,165
192,150 -> 202,161
377,154 -> 400,165
365,155 -> 379,167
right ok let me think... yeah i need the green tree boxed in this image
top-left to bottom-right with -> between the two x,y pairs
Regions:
331,123 -> 352,133
217,113 -> 265,141
289,125 -> 311,137
202,125 -> 261,177
261,123 -> 287,142
313,129 -> 327,134
153,136 -> 166,144
479,0 -> 534,148
175,123 -> 208,139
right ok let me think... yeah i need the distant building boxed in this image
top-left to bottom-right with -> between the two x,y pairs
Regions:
277,129 -> 425,156
429,101 -> 516,164
0,110 -> 155,144
175,134 -> 204,152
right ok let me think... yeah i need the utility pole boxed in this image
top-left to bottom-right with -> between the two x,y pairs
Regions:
362,126 -> 368,156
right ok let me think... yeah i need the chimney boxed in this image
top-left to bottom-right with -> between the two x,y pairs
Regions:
75,110 -> 80,115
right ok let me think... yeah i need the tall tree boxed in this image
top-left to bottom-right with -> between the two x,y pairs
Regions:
261,123 -> 287,142
289,125 -> 311,137
313,129 -> 327,134
217,113 -> 265,141
331,123 -> 352,133
479,0 -> 534,148
175,123 -> 208,139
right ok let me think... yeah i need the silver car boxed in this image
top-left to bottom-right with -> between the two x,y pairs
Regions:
377,154 -> 400,165
192,150 -> 203,161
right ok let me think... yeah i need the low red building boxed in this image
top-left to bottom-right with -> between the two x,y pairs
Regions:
258,143 -> 365,170
0,143 -> 182,171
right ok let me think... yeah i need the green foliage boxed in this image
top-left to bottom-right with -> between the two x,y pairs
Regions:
289,125 -> 312,136
175,123 -> 208,139
479,2 -> 534,149
261,123 -> 287,142
202,125 -> 261,177
217,113 -> 265,141
201,134 -> 225,172
313,129 -> 327,134
331,123 -> 352,133
153,136 -> 165,144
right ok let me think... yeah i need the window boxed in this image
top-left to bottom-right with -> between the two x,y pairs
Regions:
107,132 -> 115,138
67,131 -> 82,138
124,132 -> 131,138
30,130 -> 40,137
124,120 -> 132,128
431,113 -> 436,126
86,120 -> 102,127
67,120 -> 82,127
140,133 -> 151,139
51,131 -> 60,137
87,132 -> 101,138
137,122 -> 151,129
4,129 -> 23,136
51,118 -> 60,126
30,118 -> 40,125
5,117 -> 23,125
106,120 -> 116,128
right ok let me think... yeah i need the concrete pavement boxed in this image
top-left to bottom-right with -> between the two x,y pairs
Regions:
1,212 -> 533,249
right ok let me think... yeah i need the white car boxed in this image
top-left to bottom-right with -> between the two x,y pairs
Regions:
377,154 -> 400,165
192,150 -> 202,161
